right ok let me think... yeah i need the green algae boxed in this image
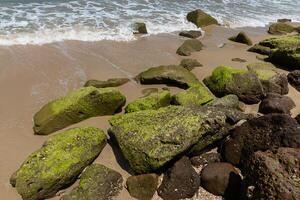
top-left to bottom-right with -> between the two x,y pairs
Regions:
270,47 -> 300,69
268,22 -> 295,35
247,62 -> 278,80
33,86 -> 126,135
259,35 -> 300,49
11,127 -> 107,200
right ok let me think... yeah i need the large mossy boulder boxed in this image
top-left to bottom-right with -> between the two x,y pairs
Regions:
172,84 -> 214,107
187,9 -> 218,27
248,44 -> 272,55
203,66 -> 265,104
229,32 -> 253,46
61,164 -> 123,200
84,78 -> 129,88
109,105 -> 248,174
268,22 -> 294,35
176,39 -> 203,56
33,86 -> 126,135
259,35 -> 300,49
10,127 -> 107,200
125,90 -> 171,113
135,65 -> 201,88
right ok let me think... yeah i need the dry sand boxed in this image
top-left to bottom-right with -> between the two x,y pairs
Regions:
0,25 -> 299,200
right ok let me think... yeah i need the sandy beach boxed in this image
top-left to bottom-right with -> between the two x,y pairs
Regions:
0,24 -> 300,200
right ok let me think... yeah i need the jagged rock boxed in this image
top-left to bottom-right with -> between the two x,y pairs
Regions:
180,58 -> 202,71
187,9 -> 218,27
248,44 -> 272,55
247,62 -> 289,95
190,152 -> 221,167
268,22 -> 294,35
10,127 -> 107,200
176,39 -> 203,56
200,162 -> 241,199
133,22 -> 148,34
232,58 -> 247,62
203,66 -> 264,104
277,19 -> 292,23
33,87 -> 126,135
157,157 -> 200,200
84,78 -> 129,88
229,32 -> 253,46
288,70 -> 300,92
207,94 -> 245,111
243,148 -> 300,199
109,106 -> 249,174
135,65 -> 201,88
61,164 -> 123,200
222,114 -> 300,166
259,93 -> 295,114
126,174 -> 159,200
172,84 -> 215,107
179,30 -> 202,38
125,90 -> 171,113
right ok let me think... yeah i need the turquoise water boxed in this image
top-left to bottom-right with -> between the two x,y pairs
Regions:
0,0 -> 299,45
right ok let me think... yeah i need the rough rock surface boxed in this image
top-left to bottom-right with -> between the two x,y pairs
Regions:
109,105 -> 248,174
84,78 -> 129,88
268,22 -> 295,35
10,127 -> 107,200
243,148 -> 300,200
222,114 -> 300,166
157,157 -> 200,200
135,65 -> 201,88
296,114 -> 300,124
33,86 -> 126,135
259,93 -> 295,114
229,32 -> 253,46
200,162 -> 241,199
180,58 -> 202,71
133,22 -> 148,34
207,94 -> 245,111
125,90 -> 171,113
179,30 -> 202,39
126,174 -> 159,200
187,9 -> 218,27
248,44 -> 271,55
288,70 -> 300,92
61,164 -> 123,200
190,152 -> 221,167
176,39 -> 203,56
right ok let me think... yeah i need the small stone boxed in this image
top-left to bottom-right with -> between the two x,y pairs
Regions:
232,58 -> 247,62
134,22 -> 148,34
180,58 -> 202,71
259,93 -> 295,115
229,32 -> 252,46
176,39 -> 203,56
179,30 -> 202,38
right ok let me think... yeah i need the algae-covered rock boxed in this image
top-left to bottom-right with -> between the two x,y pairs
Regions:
84,78 -> 129,88
248,44 -> 272,55
11,127 -> 107,200
259,35 -> 300,49
136,65 -> 201,88
179,30 -> 202,39
61,164 -> 123,200
187,9 -> 218,27
176,39 -> 203,56
125,90 -> 171,113
208,94 -> 245,111
180,58 -> 202,71
33,86 -> 126,135
268,22 -> 294,35
229,32 -> 253,46
109,105 -> 248,174
133,22 -> 148,34
247,62 -> 278,80
172,84 -> 214,107
269,47 -> 300,69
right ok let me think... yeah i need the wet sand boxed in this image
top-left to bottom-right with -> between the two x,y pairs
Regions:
0,25 -> 299,200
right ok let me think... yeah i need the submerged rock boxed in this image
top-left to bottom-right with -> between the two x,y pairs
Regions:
244,148 -> 300,200
288,70 -> 300,92
180,58 -> 202,71
33,86 -> 126,135
259,93 -> 295,114
133,22 -> 148,34
172,84 -> 215,107
125,90 -> 171,113
176,39 -> 203,56
248,44 -> 272,55
109,106 -> 248,174
126,174 -> 159,200
84,78 -> 129,88
200,162 -> 241,199
157,157 -> 200,200
179,30 -> 202,38
268,22 -> 294,35
135,65 -> 201,88
187,9 -> 218,27
11,127 -> 107,200
229,32 -> 253,46
61,164 -> 123,200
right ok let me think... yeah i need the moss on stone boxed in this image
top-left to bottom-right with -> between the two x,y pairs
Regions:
180,58 -> 202,71
207,94 -> 245,111
33,86 -> 126,135
229,32 -> 253,46
268,22 -> 295,35
11,127 -> 107,200
269,47 -> 300,69
176,39 -> 203,56
125,90 -> 171,113
247,62 -> 278,80
248,44 -> 272,55
259,35 -> 300,49
84,78 -> 129,88
186,9 -> 218,27
173,84 -> 214,107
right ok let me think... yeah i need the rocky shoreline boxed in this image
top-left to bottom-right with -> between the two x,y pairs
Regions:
3,9 -> 300,200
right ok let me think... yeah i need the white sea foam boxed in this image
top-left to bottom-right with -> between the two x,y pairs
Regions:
0,0 -> 299,45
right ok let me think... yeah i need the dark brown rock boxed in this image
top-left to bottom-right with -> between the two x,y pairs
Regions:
180,58 -> 202,71
200,162 -> 241,199
176,39 -> 203,56
288,70 -> 300,92
179,30 -> 202,38
134,22 -> 148,34
229,32 -> 253,46
243,148 -> 300,200
157,156 -> 200,200
296,114 -> 300,124
84,78 -> 130,88
190,152 -> 221,167
259,93 -> 295,114
126,174 -> 159,200
260,73 -> 289,95
277,18 -> 292,23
